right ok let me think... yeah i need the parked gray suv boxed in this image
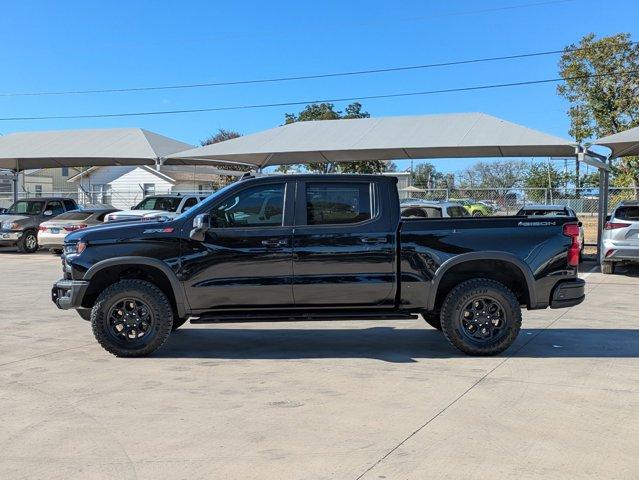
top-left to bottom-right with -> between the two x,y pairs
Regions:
0,197 -> 78,253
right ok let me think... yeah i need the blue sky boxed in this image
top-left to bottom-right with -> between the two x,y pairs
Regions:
0,0 -> 637,174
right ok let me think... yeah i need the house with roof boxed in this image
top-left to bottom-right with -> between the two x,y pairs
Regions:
67,164 -> 245,209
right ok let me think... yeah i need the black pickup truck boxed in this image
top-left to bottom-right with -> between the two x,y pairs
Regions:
52,174 -> 584,357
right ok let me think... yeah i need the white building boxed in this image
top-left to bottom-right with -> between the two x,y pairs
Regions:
67,165 -> 244,209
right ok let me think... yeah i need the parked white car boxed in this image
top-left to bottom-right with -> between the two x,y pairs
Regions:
38,207 -> 119,253
600,200 -> 639,274
104,194 -> 205,222
400,200 -> 470,218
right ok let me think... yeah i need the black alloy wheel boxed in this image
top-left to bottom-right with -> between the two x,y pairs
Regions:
91,279 -> 173,357
459,297 -> 507,343
440,278 -> 521,356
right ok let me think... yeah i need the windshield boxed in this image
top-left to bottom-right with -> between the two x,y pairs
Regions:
615,206 -> 639,220
7,200 -> 45,215
133,197 -> 182,212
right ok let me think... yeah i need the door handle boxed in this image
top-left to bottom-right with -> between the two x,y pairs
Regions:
361,237 -> 388,244
261,238 -> 288,247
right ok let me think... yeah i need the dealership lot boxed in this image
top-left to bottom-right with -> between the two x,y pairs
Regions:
1,249 -> 638,480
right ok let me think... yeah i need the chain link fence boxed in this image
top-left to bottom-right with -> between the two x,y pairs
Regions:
0,187 -> 222,210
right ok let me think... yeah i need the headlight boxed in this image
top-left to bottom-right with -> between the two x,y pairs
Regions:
2,221 -> 21,231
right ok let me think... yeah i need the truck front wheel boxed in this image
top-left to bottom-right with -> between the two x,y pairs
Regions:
17,230 -> 38,253
91,279 -> 173,357
440,278 -> 521,356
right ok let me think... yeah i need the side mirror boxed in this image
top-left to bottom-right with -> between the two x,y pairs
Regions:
43,210 -> 53,217
606,215 -> 611,222
189,213 -> 210,241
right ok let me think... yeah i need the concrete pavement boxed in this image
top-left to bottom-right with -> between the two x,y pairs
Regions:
0,249 -> 638,479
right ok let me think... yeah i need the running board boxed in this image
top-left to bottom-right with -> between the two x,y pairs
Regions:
190,311 -> 419,324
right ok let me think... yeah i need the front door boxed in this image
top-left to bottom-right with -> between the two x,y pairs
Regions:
292,180 -> 397,307
180,181 -> 295,312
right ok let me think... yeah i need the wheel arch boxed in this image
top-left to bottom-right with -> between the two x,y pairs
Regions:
81,257 -> 187,317
427,252 -> 536,311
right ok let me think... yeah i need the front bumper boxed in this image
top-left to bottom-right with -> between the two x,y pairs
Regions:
51,278 -> 89,310
550,278 -> 585,309
0,231 -> 22,245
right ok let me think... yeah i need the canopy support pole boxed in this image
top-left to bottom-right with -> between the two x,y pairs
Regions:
11,170 -> 18,202
596,158 -> 611,264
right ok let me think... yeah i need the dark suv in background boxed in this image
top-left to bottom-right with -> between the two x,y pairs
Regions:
0,197 -> 78,253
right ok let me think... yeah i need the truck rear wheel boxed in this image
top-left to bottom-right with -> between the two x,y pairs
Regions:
17,230 -> 38,253
440,278 -> 521,356
91,279 -> 173,357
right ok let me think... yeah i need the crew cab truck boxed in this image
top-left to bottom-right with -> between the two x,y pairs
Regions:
52,175 -> 585,357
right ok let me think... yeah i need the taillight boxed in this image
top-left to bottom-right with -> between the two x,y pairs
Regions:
605,222 -> 631,230
63,224 -> 88,232
563,222 -> 581,267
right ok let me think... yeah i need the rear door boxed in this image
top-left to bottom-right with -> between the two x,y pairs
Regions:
292,179 -> 397,307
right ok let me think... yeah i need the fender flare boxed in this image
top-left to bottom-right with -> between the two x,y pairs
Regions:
83,256 -> 188,318
426,251 -> 537,310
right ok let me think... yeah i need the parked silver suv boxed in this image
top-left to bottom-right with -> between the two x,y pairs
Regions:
600,200 -> 639,274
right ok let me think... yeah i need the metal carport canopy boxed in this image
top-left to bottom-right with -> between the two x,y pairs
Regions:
594,126 -> 639,157
0,127 -> 221,171
168,113 -> 580,166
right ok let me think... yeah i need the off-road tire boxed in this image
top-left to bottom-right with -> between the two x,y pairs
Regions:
91,279 -> 173,357
172,317 -> 188,331
440,278 -> 521,356
17,230 -> 38,253
601,262 -> 615,275
422,312 -> 442,331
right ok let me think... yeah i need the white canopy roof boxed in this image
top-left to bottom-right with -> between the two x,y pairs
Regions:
0,128 -> 203,171
168,113 -> 579,167
594,126 -> 639,157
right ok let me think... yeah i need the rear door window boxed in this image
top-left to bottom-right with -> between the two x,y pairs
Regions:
615,206 -> 639,220
305,182 -> 372,225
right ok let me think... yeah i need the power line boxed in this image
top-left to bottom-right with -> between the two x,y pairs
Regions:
2,39 -> 634,98
1,70 -> 636,122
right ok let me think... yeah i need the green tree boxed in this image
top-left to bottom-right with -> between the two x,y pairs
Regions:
557,33 -> 639,193
200,129 -> 249,184
458,160 -> 527,189
524,162 -> 569,201
201,128 -> 242,146
284,102 -> 389,174
412,162 -> 441,189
